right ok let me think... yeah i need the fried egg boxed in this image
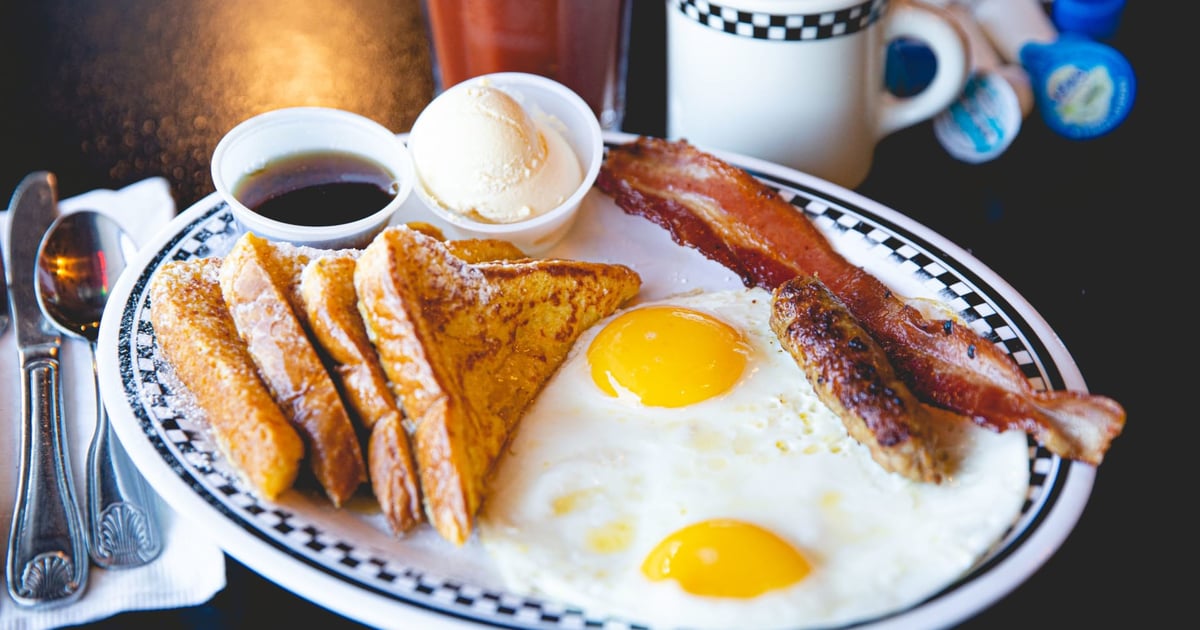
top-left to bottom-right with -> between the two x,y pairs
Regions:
478,288 -> 1030,629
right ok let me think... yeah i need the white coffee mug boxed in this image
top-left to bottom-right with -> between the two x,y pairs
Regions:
666,0 -> 969,188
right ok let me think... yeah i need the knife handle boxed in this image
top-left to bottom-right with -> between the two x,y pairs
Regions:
5,356 -> 89,608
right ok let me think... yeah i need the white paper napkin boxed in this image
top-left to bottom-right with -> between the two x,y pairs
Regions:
1,178 -> 226,628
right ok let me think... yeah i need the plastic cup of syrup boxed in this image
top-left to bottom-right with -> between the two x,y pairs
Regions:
212,107 -> 415,249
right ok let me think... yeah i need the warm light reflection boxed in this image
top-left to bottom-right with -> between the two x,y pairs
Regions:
67,0 -> 434,209
50,255 -> 79,280
204,0 -> 433,120
97,250 -> 110,294
43,251 -> 107,293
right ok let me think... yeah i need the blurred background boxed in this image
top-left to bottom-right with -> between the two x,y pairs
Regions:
0,0 -> 1186,628
1,0 -> 671,211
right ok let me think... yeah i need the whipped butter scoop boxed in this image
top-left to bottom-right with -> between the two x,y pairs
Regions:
403,72 -> 603,256
408,80 -> 583,224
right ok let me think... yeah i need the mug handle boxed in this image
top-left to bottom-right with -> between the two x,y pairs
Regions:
878,1 -> 971,138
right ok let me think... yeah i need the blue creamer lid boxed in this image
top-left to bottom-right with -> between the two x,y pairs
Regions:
1019,34 -> 1135,139
1053,0 -> 1126,40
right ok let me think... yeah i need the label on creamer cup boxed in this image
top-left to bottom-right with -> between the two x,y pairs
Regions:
933,73 -> 1023,163
1019,36 -> 1136,140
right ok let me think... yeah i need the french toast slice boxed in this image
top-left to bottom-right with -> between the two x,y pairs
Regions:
443,236 -> 528,264
295,230 -> 530,535
405,221 -> 530,263
354,225 -> 641,545
299,254 -> 422,533
149,258 -> 304,499
219,232 -> 368,506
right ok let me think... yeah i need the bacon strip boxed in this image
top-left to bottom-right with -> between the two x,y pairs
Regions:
597,137 -> 1125,465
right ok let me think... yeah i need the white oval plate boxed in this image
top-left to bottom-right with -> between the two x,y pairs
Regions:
97,131 -> 1094,630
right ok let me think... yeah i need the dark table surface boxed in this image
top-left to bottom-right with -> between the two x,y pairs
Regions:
1,1 -> 1186,628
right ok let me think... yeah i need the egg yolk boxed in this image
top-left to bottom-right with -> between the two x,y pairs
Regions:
641,519 -> 811,598
587,306 -> 749,407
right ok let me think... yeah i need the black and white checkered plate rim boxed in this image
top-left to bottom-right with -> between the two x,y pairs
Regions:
113,140 -> 1072,629
672,0 -> 886,41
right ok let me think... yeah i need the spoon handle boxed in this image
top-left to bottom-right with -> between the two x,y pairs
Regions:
6,356 -> 89,608
86,343 -> 163,568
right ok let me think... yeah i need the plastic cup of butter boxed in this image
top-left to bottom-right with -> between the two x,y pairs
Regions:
211,106 -> 415,250
405,72 -> 604,256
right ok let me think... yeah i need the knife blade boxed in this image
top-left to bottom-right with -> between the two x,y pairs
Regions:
4,171 -> 89,608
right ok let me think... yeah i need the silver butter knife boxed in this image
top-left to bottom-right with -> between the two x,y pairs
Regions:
4,171 -> 89,608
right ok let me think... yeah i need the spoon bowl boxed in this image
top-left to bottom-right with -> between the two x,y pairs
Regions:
36,210 -> 163,569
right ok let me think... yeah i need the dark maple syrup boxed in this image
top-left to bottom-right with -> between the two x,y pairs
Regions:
234,150 -> 399,227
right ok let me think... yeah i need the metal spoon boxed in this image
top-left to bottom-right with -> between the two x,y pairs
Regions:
35,210 -> 163,569
1,235 -> 9,334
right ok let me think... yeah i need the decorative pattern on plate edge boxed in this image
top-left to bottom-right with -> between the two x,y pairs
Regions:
115,176 -> 1059,629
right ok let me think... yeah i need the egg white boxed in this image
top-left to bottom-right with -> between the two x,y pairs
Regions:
478,288 -> 1030,630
